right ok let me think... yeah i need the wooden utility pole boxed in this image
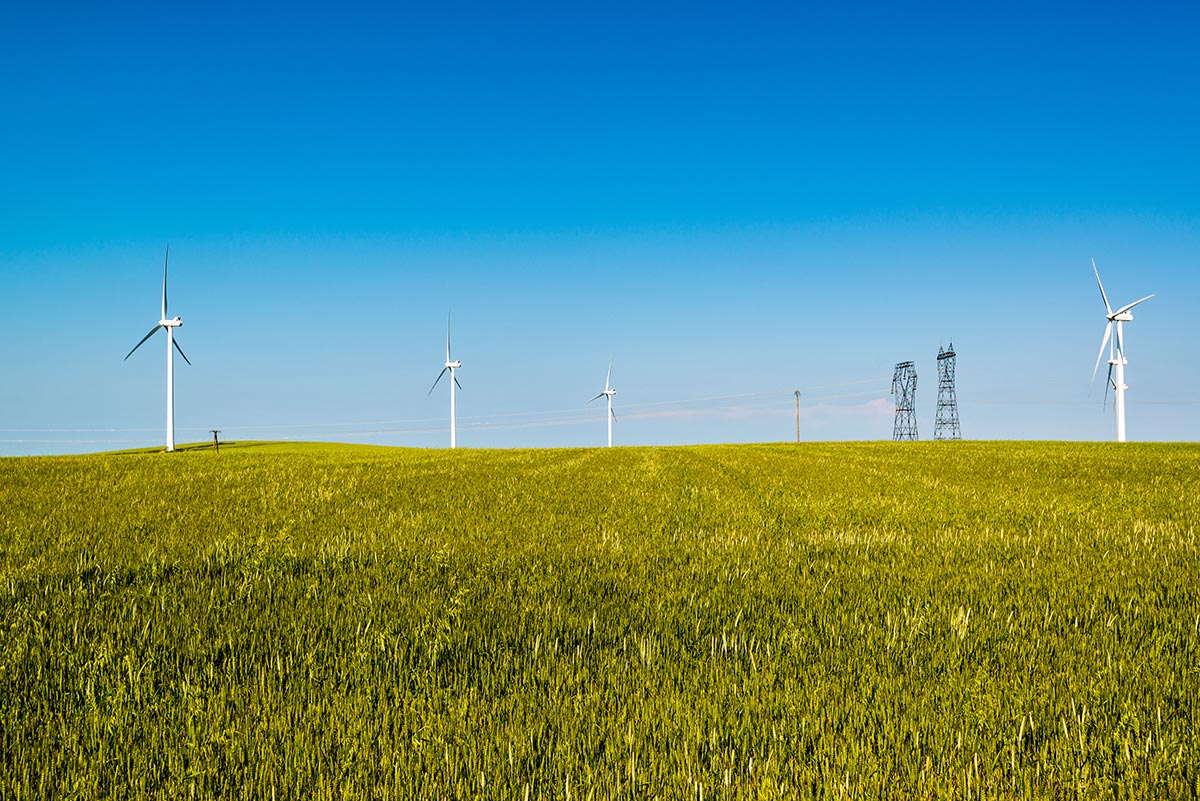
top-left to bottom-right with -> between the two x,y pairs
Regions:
794,391 -> 801,443
210,429 -> 221,453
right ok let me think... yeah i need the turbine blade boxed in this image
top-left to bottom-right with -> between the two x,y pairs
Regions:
610,407 -> 618,423
588,392 -> 605,403
173,337 -> 191,366
124,325 -> 162,360
1113,294 -> 1154,317
454,374 -> 463,392
1116,321 -> 1125,361
1104,363 -> 1113,409
1092,258 -> 1112,316
606,355 -> 612,392
162,244 -> 170,319
446,311 -> 452,362
428,367 -> 448,395
1090,322 -> 1112,389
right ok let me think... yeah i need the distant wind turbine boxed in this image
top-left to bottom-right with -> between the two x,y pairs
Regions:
124,245 -> 191,452
588,356 -> 618,447
428,312 -> 462,448
1090,258 -> 1153,443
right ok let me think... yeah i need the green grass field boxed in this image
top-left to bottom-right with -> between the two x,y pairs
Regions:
1,441 -> 1197,798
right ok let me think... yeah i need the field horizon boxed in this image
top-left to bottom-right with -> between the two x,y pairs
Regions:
62,437 -> 1200,460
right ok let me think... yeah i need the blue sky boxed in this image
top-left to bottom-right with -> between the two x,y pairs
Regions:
2,1 -> 1198,453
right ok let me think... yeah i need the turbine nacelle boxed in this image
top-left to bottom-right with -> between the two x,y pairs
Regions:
589,356 -> 619,446
1089,258 -> 1153,443
125,245 -> 189,452
431,312 -> 463,447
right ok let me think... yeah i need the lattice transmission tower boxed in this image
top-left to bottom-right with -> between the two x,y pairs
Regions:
934,342 -> 961,440
891,361 -> 918,441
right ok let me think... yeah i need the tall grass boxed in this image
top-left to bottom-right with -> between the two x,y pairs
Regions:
1,442 -> 1197,798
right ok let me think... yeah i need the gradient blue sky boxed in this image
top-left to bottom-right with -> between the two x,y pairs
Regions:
2,0 -> 1198,453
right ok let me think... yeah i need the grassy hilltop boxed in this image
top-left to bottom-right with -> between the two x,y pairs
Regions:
1,441 -> 1197,798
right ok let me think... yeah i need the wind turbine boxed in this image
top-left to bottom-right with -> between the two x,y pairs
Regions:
588,356 -> 618,447
1090,259 -> 1153,443
428,313 -> 462,448
124,245 -> 191,452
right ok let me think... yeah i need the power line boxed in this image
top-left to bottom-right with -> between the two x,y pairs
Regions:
0,378 -> 890,436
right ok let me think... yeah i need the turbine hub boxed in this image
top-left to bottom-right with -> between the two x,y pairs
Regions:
159,317 -> 183,327
447,360 -> 461,368
1110,312 -> 1133,322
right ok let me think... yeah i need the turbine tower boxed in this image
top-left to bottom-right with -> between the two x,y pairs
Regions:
1090,259 -> 1153,443
934,342 -> 961,440
428,313 -> 463,448
891,361 -> 918,441
124,245 -> 191,452
588,356 -> 618,447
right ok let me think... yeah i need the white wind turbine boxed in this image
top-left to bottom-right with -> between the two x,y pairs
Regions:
588,356 -> 618,447
1090,259 -> 1153,443
124,245 -> 191,452
428,313 -> 462,448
